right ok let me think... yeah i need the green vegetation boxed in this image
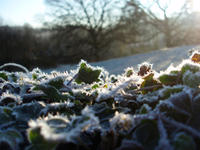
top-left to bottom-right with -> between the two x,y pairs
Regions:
1,55 -> 200,150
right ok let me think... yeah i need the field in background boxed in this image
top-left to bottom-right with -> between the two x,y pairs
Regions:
44,45 -> 200,74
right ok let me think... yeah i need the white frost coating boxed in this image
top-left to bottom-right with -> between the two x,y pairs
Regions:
137,62 -> 153,70
132,113 -> 157,126
156,63 -> 178,76
28,114 -> 70,141
156,98 -> 191,117
29,106 -> 100,143
162,116 -> 200,138
0,63 -> 29,73
158,85 -> 184,98
0,92 -> 22,104
96,79 -> 138,102
140,104 -> 152,112
155,117 -> 173,150
137,93 -> 158,103
110,111 -> 134,132
183,70 -> 200,88
40,101 -> 74,115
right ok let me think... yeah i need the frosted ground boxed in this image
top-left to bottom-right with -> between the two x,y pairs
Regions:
44,45 -> 200,74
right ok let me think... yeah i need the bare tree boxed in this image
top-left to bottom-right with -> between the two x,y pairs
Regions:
45,0 -> 126,61
127,0 -> 191,47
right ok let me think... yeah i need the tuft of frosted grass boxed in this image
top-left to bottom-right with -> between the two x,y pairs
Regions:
110,111 -> 134,133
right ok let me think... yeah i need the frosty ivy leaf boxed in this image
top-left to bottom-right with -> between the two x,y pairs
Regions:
0,72 -> 8,81
159,87 -> 183,100
158,74 -> 181,86
37,84 -> 64,102
75,62 -> 101,84
92,102 -> 115,128
13,102 -> 45,122
28,127 -> 57,150
173,132 -> 196,150
9,73 -> 18,82
182,71 -> 200,88
0,129 -> 23,150
140,73 -> 161,94
0,96 -> 18,106
0,107 -> 14,124
133,119 -> 159,150
191,53 -> 200,63
181,63 -> 200,74
159,92 -> 191,123
47,76 -> 64,89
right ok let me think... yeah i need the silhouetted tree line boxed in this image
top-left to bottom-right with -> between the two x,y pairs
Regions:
0,25 -> 54,69
1,0 -> 200,69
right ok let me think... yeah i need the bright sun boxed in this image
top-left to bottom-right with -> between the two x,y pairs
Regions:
193,0 -> 200,12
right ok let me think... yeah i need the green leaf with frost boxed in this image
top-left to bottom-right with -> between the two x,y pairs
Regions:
92,84 -> 99,89
133,119 -> 159,150
0,72 -> 8,81
75,62 -> 101,84
159,74 -> 181,85
32,73 -> 38,80
13,102 -> 44,122
173,132 -> 196,150
140,74 -> 161,94
28,127 -> 57,150
37,84 -> 65,101
182,71 -> 200,88
47,76 -> 64,89
0,129 -> 23,150
181,64 -> 200,74
0,107 -> 14,124
159,87 -> 183,100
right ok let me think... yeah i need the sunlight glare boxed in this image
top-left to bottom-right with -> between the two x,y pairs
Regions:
193,0 -> 200,12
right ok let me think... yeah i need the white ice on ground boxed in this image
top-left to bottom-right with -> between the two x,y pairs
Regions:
43,45 -> 200,75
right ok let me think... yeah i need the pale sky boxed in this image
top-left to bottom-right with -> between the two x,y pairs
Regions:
0,0 -> 46,27
0,0 -> 199,27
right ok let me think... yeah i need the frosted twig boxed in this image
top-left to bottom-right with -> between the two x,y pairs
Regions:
66,73 -> 78,85
156,116 -> 173,150
0,63 -> 29,73
136,85 -> 162,92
